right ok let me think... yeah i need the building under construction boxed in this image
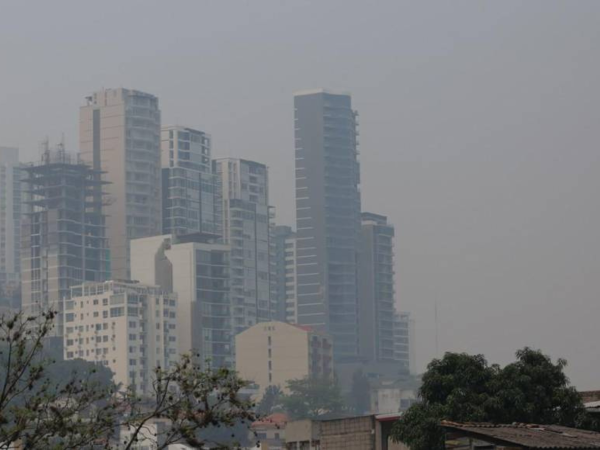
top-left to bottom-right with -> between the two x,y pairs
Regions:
21,145 -> 110,336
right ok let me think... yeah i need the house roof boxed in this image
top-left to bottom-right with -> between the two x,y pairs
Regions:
251,413 -> 288,429
442,421 -> 600,449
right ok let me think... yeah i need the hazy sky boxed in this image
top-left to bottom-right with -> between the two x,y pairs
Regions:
2,0 -> 600,388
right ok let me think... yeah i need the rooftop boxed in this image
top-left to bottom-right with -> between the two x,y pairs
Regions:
251,413 -> 288,429
442,421 -> 600,449
293,88 -> 351,97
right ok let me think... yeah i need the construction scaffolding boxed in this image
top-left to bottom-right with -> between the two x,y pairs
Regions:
21,143 -> 110,336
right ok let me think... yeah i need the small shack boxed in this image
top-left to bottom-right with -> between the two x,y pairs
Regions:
442,421 -> 600,449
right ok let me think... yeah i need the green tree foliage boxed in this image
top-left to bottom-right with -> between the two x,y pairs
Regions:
282,376 -> 346,420
391,348 -> 598,450
257,385 -> 283,416
0,311 -> 257,449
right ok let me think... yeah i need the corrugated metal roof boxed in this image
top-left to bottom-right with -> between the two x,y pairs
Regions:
442,421 -> 600,449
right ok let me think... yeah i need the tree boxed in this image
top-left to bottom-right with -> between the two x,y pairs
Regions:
257,385 -> 283,416
0,310 -> 257,449
282,377 -> 346,420
391,348 -> 598,450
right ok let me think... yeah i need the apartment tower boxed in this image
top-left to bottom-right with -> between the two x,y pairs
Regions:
79,88 -> 161,279
293,89 -> 361,362
214,158 -> 271,336
64,281 -> 178,394
161,126 -> 219,237
131,234 -> 232,368
21,146 -> 109,336
358,212 -> 396,363
0,147 -> 21,309
272,225 -> 297,323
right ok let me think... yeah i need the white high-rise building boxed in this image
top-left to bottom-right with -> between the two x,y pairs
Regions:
80,88 -> 162,279
131,234 -> 232,368
0,147 -> 21,308
214,158 -> 271,336
64,281 -> 177,395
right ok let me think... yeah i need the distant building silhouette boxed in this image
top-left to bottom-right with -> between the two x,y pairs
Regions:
293,89 -> 361,362
0,146 -> 21,309
214,158 -> 272,336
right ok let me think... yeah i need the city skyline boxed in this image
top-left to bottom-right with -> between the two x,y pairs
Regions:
2,0 -> 600,390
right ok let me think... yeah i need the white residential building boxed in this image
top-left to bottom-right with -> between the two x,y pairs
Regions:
63,281 -> 178,395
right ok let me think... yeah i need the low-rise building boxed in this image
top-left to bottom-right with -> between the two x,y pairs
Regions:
285,414 -> 407,450
442,421 -> 600,449
63,281 -> 178,395
250,413 -> 288,450
370,384 -> 418,415
235,321 -> 333,398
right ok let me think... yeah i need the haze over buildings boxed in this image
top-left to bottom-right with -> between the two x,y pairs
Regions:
2,1 -> 600,389
294,89 -> 362,362
80,88 -> 162,280
0,147 -> 20,308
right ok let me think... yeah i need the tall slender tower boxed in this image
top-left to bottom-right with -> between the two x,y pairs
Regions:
358,212 -> 396,363
0,147 -> 21,309
79,88 -> 161,280
293,89 -> 361,362
214,158 -> 271,336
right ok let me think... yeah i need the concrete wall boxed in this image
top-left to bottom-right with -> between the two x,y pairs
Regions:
320,416 -> 375,450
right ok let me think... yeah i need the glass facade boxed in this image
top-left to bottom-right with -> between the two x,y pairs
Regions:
193,247 -> 231,368
294,90 -> 361,361
161,126 -> 219,237
215,159 -> 271,336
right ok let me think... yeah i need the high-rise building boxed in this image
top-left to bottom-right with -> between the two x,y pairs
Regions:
393,312 -> 415,374
293,89 -> 361,362
272,226 -> 297,324
161,126 -> 219,237
0,147 -> 21,309
80,88 -> 161,280
131,234 -> 232,368
235,321 -> 333,398
64,281 -> 178,395
21,147 -> 109,337
358,213 -> 396,363
214,158 -> 271,335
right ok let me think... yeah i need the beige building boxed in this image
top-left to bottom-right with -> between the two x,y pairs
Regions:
285,414 -> 408,450
63,281 -> 177,395
131,234 -> 232,368
79,88 -> 161,280
235,321 -> 333,397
